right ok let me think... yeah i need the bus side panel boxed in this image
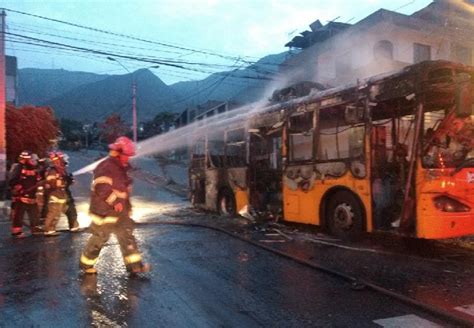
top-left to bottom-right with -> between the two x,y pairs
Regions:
283,185 -> 317,224
283,173 -> 373,231
416,167 -> 474,239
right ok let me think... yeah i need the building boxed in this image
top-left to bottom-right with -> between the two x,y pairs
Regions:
281,0 -> 474,87
6,55 -> 18,106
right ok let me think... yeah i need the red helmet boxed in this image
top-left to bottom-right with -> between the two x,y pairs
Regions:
108,136 -> 136,156
19,150 -> 32,160
48,151 -> 60,161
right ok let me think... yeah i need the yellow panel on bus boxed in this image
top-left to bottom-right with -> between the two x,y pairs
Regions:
283,172 -> 373,232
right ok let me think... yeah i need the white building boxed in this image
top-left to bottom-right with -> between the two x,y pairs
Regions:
282,0 -> 474,87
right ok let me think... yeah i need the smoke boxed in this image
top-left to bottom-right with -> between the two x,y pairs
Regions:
74,2 -> 474,176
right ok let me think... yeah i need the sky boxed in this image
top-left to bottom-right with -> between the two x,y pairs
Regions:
2,0 -> 433,85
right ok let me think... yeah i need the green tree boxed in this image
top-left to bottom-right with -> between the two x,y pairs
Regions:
59,118 -> 84,150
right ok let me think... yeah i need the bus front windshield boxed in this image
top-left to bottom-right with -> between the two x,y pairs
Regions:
423,109 -> 474,169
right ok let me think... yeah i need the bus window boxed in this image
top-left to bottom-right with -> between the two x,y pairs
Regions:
270,136 -> 282,169
288,112 -> 314,163
208,131 -> 225,168
289,133 -> 313,161
317,110 -> 365,162
226,128 -> 246,167
423,109 -> 473,168
191,138 -> 206,169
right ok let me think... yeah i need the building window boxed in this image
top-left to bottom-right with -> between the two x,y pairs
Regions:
413,43 -> 431,63
453,44 -> 472,65
374,40 -> 394,60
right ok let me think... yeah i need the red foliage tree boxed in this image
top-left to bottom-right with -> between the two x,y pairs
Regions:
99,113 -> 130,144
6,104 -> 60,165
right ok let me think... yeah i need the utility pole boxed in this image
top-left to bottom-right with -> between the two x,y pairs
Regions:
107,57 -> 138,144
0,10 -> 7,196
132,79 -> 137,143
107,57 -> 158,144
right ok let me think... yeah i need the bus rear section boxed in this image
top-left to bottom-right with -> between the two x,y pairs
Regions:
189,127 -> 249,216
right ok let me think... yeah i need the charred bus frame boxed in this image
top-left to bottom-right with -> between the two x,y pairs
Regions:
189,60 -> 474,239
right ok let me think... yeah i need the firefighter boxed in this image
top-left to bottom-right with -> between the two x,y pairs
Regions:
79,136 -> 150,275
58,152 -> 80,232
37,156 -> 50,223
43,151 -> 70,236
9,151 -> 43,238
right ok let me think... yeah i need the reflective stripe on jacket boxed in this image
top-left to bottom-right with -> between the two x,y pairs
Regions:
89,156 -> 132,218
45,167 -> 67,200
9,163 -> 41,199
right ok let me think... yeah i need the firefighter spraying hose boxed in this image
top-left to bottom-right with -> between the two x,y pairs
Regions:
79,136 -> 151,275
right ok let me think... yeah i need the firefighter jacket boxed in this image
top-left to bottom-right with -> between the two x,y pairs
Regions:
9,163 -> 41,203
89,156 -> 132,220
45,167 -> 68,202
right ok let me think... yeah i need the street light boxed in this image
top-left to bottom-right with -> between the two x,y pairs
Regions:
106,57 -> 159,144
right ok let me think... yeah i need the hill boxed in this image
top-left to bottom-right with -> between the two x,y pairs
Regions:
16,51 -> 294,122
18,68 -> 108,106
43,69 -> 180,122
170,52 -> 292,108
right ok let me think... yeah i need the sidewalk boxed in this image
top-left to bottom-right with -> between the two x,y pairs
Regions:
0,200 -> 10,222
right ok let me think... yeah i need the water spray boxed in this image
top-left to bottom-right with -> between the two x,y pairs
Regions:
71,73 -> 297,176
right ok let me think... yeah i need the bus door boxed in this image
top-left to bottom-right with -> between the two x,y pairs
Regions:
370,110 -> 415,231
224,128 -> 248,214
189,137 -> 206,205
248,126 -> 283,216
205,131 -> 226,211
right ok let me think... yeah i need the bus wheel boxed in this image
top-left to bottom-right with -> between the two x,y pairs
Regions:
326,190 -> 365,239
218,189 -> 236,217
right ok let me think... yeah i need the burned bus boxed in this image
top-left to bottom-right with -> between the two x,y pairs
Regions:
189,60 -> 474,239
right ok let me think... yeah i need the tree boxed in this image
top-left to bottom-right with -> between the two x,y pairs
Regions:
59,118 -> 84,150
6,104 -> 60,165
140,111 -> 177,140
99,113 -> 130,144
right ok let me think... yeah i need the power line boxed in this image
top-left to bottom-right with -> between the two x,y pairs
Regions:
8,22 -> 284,76
2,7 -> 267,66
6,34 -> 278,82
3,8 -> 291,69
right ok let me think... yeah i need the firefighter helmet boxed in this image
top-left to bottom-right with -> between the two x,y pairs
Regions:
48,151 -> 66,162
19,150 -> 32,160
108,136 -> 136,156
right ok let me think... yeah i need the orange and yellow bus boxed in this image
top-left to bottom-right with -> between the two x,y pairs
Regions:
189,60 -> 474,239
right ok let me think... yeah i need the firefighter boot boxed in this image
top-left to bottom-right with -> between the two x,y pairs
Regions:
83,267 -> 97,274
32,226 -> 44,236
130,263 -> 151,276
12,231 -> 26,238
69,220 -> 80,232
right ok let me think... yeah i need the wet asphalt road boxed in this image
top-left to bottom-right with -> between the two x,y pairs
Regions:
0,222 -> 451,327
1,152 -> 472,326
